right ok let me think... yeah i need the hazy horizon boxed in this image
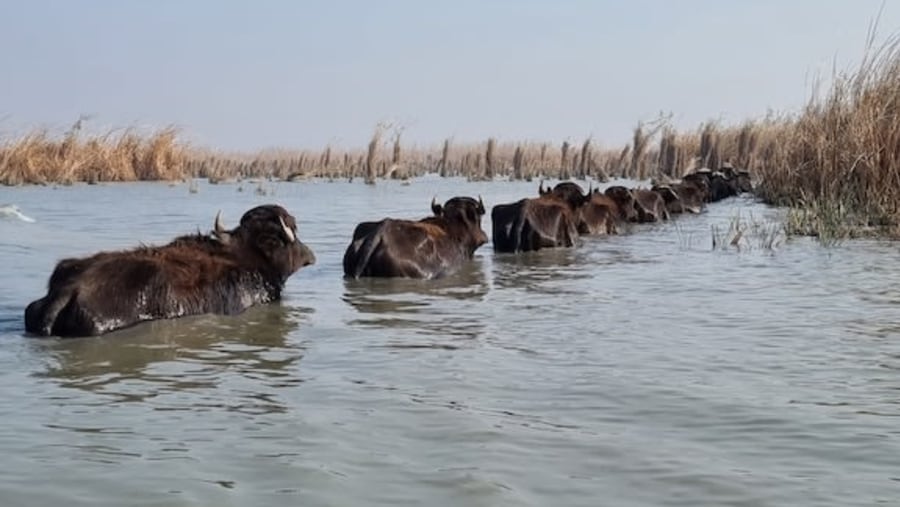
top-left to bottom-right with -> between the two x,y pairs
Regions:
2,0 -> 899,152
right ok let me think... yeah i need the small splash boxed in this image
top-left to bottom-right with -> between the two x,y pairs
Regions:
0,204 -> 36,223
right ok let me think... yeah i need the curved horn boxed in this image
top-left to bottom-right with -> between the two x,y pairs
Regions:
214,210 -> 227,235
539,179 -> 546,194
279,216 -> 296,243
213,210 -> 231,244
477,195 -> 486,214
431,196 -> 442,216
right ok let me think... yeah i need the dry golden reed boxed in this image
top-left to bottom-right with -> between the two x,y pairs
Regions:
0,122 -> 187,185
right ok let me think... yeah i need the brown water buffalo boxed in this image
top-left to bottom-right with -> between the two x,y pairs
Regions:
602,185 -> 665,223
709,171 -> 740,201
491,192 -> 579,252
540,181 -> 621,235
343,196 -> 488,279
653,183 -> 704,214
602,186 -> 640,222
682,170 -> 713,202
24,205 -> 316,338
632,188 -> 669,222
652,184 -> 684,214
539,181 -> 589,211
682,166 -> 752,202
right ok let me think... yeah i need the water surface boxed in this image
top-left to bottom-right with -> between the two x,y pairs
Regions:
2,177 -> 900,506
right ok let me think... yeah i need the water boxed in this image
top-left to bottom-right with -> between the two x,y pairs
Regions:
2,176 -> 900,506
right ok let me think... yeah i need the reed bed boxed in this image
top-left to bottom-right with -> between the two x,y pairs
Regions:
0,122 -> 187,185
3,34 -> 900,238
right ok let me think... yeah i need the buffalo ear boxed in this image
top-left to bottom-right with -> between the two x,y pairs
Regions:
431,197 -> 443,216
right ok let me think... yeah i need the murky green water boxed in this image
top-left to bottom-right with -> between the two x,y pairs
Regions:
2,177 -> 899,506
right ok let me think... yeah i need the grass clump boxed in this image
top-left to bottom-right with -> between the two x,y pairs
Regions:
0,120 -> 187,185
711,212 -> 786,252
753,31 -> 900,238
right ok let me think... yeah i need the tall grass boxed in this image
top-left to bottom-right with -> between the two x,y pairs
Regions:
0,122 -> 187,185
754,36 -> 900,237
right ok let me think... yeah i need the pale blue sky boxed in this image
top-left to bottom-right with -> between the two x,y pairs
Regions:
1,1 -> 897,150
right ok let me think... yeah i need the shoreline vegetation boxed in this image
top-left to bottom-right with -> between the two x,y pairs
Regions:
4,38 -> 900,240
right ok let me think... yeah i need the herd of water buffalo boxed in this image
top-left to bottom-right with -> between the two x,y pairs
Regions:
23,166 -> 750,338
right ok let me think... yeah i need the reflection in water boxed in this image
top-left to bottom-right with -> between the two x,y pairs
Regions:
34,304 -> 310,407
490,246 -> 591,294
342,261 -> 489,345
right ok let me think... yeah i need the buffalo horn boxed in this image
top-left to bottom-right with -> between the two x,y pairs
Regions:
213,210 -> 231,244
214,210 -> 226,234
279,216 -> 296,243
477,195 -> 485,214
431,197 -> 442,216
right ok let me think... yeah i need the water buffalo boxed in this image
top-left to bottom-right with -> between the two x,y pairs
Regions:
682,170 -> 713,202
578,194 -> 619,235
631,188 -> 669,222
539,181 -> 589,211
343,196 -> 488,279
24,205 -> 316,338
682,166 -> 752,202
652,183 -> 704,214
540,181 -> 622,235
735,169 -> 753,193
593,186 -> 634,231
492,191 -> 579,253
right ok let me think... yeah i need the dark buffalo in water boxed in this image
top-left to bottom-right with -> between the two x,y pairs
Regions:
492,188 -> 579,253
682,170 -> 713,202
24,205 -> 316,338
632,188 -> 669,222
653,183 -> 704,214
723,166 -> 753,194
541,181 -> 620,235
539,181 -> 588,212
652,184 -> 685,214
578,193 -> 620,235
343,196 -> 488,279
602,186 -> 640,223
682,166 -> 752,202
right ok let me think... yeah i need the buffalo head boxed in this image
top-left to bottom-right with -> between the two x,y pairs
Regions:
547,182 -> 590,211
652,184 -> 681,205
736,170 -> 752,193
214,204 -> 316,282
602,186 -> 639,222
432,196 -> 488,250
682,172 -> 712,201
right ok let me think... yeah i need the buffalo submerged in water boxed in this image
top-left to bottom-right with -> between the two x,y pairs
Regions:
343,196 -> 488,279
24,204 -> 316,337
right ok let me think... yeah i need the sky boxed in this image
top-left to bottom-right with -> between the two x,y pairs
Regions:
1,0 -> 899,151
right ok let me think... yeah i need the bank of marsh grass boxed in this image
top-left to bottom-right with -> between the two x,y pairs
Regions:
3,34 -> 900,239
0,123 -> 186,185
